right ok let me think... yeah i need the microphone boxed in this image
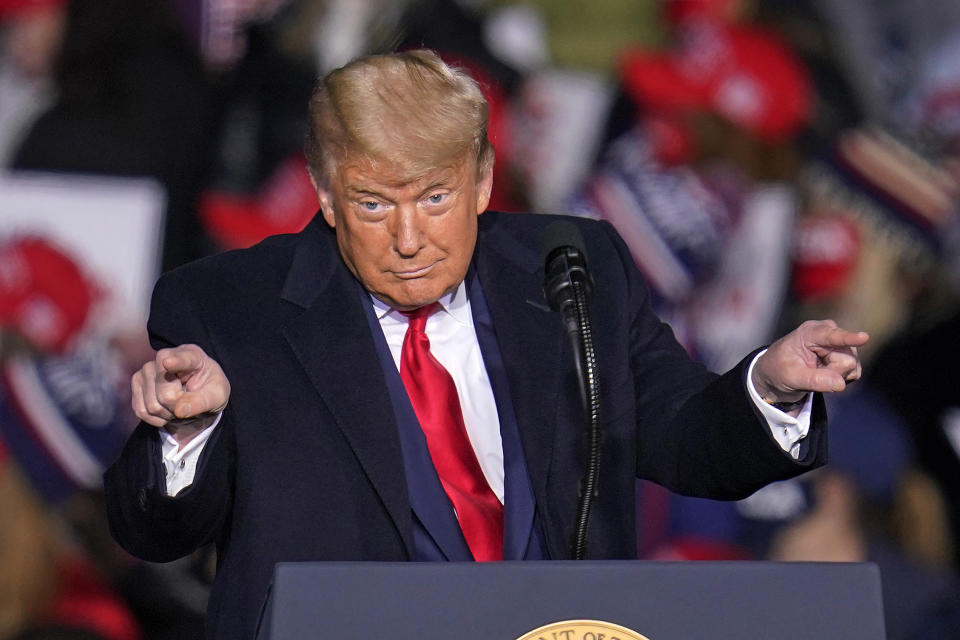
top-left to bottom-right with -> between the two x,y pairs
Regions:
541,222 -> 594,333
541,221 -> 601,561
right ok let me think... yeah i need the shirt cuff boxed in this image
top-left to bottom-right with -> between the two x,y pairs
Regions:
159,412 -> 221,496
746,350 -> 812,460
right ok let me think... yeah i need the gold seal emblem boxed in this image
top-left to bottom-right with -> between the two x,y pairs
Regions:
515,619 -> 651,640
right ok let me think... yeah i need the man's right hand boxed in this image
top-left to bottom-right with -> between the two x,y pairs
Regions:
131,344 -> 231,446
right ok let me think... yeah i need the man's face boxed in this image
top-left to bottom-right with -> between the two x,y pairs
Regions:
316,153 -> 493,311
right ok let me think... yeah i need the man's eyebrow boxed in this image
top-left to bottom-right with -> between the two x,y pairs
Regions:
417,172 -> 463,195
417,180 -> 453,196
345,185 -> 385,197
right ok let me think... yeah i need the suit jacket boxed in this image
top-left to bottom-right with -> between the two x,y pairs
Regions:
104,211 -> 826,639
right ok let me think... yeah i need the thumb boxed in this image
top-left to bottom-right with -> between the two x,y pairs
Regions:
796,367 -> 847,394
173,386 -> 228,419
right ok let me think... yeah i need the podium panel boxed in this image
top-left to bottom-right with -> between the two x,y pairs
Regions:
256,561 -> 885,640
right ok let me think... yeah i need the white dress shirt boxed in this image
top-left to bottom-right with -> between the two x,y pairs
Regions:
373,283 -> 505,502
161,281 -> 810,495
160,415 -> 218,496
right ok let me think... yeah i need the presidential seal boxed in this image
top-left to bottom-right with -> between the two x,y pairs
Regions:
515,619 -> 650,640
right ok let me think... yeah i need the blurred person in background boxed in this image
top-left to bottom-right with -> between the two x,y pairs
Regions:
567,0 -> 813,375
0,452 -> 138,640
869,306 -> 960,575
7,0 -> 211,272
765,387 -> 960,640
0,0 -> 64,166
0,235 -> 209,640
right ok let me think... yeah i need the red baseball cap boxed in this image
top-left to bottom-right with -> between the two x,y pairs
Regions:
620,22 -> 812,143
790,215 -> 860,302
0,236 -> 100,353
199,155 -> 318,250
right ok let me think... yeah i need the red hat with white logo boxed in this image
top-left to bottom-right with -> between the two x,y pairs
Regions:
0,236 -> 101,353
620,22 -> 812,144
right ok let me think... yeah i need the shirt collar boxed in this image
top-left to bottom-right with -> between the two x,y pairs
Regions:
370,280 -> 472,326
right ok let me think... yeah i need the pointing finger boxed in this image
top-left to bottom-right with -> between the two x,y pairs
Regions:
813,325 -> 870,349
157,344 -> 204,376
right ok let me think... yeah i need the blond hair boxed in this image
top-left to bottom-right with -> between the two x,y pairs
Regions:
305,49 -> 494,185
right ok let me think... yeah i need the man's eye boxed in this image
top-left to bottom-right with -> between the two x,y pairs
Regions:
360,201 -> 382,211
426,193 -> 446,204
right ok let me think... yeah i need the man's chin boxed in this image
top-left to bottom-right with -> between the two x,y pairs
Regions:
372,282 -> 455,311
369,290 -> 435,311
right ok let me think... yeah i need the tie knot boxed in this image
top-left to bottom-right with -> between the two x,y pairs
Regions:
400,302 -> 439,332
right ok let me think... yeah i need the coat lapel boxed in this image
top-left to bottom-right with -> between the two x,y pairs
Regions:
473,213 -> 568,513
279,218 -> 413,555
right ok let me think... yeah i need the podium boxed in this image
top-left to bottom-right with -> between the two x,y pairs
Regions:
255,561 -> 885,639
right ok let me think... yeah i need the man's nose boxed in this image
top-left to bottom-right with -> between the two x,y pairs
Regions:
394,206 -> 423,257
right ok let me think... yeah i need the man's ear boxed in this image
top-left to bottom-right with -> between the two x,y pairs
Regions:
310,175 -> 337,229
475,164 -> 494,215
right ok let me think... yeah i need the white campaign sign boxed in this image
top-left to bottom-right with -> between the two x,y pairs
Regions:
0,171 -> 166,325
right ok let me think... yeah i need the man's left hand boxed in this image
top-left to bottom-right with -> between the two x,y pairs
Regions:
752,319 -> 869,406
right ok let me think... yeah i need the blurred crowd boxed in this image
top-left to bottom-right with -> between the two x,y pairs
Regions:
1,0 -> 960,638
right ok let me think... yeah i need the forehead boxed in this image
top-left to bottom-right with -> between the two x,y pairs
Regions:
335,153 -> 475,195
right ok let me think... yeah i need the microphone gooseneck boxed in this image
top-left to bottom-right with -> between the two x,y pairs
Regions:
541,222 -> 602,561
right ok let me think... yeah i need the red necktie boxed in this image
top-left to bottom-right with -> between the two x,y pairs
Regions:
399,303 -> 503,561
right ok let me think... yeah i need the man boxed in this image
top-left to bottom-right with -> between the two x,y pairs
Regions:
105,50 -> 867,640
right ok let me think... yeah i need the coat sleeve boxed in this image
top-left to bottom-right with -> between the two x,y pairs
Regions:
596,220 -> 827,499
103,267 -> 236,562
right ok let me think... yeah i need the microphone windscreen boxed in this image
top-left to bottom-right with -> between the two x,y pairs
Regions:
540,221 -> 588,265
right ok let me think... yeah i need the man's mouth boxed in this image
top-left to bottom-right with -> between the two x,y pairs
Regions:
392,262 -> 436,278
